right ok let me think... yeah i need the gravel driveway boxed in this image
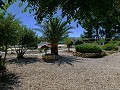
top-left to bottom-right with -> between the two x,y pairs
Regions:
1,51 -> 120,90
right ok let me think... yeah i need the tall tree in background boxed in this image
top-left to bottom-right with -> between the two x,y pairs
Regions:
81,17 -> 94,39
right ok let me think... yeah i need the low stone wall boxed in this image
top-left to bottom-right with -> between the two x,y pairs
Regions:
42,54 -> 55,61
73,52 -> 106,58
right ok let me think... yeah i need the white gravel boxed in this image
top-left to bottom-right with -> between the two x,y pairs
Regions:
1,51 -> 120,90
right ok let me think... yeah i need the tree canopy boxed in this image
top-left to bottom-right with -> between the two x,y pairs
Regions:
0,0 -> 119,40
0,0 -> 120,23
64,38 -> 72,52
0,13 -> 21,69
0,0 -> 16,11
22,0 -> 120,24
0,13 -> 21,46
15,25 -> 39,58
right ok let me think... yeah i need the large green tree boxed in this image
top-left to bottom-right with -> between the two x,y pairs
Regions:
16,26 -> 39,59
39,17 -> 73,55
1,0 -> 120,25
0,13 -> 21,70
21,0 -> 120,23
20,0 -> 119,41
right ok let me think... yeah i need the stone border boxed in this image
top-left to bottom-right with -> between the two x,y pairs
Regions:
73,52 -> 106,58
42,54 -> 55,61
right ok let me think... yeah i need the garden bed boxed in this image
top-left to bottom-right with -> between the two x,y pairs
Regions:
42,54 -> 56,61
104,50 -> 118,55
73,51 -> 106,58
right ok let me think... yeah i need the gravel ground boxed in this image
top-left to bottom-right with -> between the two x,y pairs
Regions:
1,51 -> 120,90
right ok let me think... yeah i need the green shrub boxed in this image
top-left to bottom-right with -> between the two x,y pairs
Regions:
116,41 -> 120,46
97,38 -> 105,45
75,43 -> 102,53
103,43 -> 118,51
109,40 -> 116,44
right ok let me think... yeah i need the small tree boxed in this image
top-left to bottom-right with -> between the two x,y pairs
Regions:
16,26 -> 39,59
0,14 -> 21,70
39,17 -> 73,55
64,38 -> 73,52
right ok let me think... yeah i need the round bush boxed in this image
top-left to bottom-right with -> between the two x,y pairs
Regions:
103,43 -> 118,51
75,43 -> 102,53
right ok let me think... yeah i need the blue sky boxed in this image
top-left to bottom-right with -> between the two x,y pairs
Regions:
7,1 -> 85,37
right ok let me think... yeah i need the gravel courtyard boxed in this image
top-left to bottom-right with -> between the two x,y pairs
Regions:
1,51 -> 120,90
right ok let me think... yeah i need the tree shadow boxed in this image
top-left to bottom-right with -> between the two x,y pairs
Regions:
8,57 -> 41,66
0,71 -> 20,90
45,55 -> 84,66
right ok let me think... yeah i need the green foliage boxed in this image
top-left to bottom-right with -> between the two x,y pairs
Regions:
19,26 -> 39,48
64,38 -> 73,52
23,0 -> 120,24
0,0 -> 16,11
17,0 -> 119,42
40,17 -> 73,44
98,38 -> 106,44
109,40 -> 116,44
116,41 -> 120,46
64,38 -> 72,46
0,13 -> 21,60
75,43 -> 102,53
0,13 -> 21,69
16,26 -> 39,58
103,43 -> 118,51
35,17 -> 73,55
0,14 -> 21,46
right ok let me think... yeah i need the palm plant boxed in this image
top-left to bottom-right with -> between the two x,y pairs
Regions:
39,17 -> 73,55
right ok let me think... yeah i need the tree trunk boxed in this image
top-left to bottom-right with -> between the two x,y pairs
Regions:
3,45 -> 7,66
95,25 -> 99,41
17,53 -> 24,59
67,45 -> 70,52
0,44 -> 8,71
51,44 -> 58,55
16,47 -> 27,59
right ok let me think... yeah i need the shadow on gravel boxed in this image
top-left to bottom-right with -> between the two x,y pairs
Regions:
0,71 -> 20,90
45,55 -> 84,66
9,57 -> 41,66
